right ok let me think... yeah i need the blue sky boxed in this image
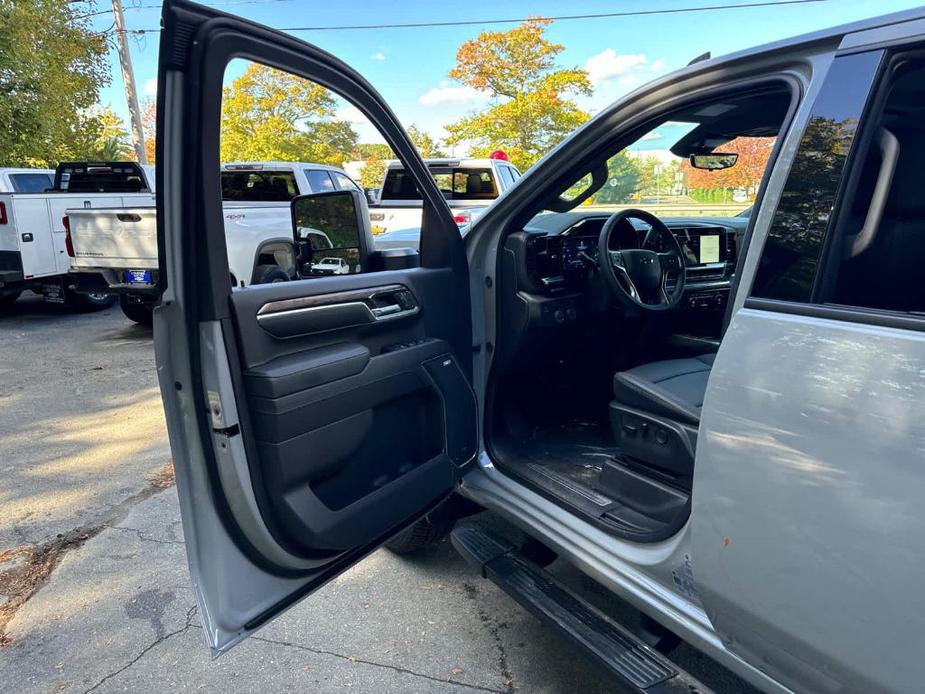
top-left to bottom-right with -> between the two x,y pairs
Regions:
92,0 -> 925,152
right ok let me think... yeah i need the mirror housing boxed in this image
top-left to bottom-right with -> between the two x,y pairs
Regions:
291,189 -> 374,278
689,152 -> 738,170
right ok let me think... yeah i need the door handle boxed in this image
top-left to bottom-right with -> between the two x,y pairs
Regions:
256,284 -> 419,337
370,304 -> 402,318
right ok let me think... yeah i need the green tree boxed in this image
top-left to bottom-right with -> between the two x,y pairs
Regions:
443,18 -> 591,171
221,63 -> 358,166
0,0 -> 109,166
635,157 -> 680,199
406,125 -> 446,158
359,155 -> 386,189
592,151 -> 641,204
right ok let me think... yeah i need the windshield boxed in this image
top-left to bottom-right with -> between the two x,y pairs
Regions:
54,163 -> 150,193
578,123 -> 775,218
558,87 -> 791,218
221,170 -> 298,201
380,166 -> 498,201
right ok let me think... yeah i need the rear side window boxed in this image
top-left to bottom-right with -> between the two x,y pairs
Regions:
305,169 -> 335,193
9,173 -> 53,193
221,171 -> 298,201
751,52 -> 882,302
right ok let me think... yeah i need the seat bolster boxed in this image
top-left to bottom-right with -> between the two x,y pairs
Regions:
613,371 -> 702,426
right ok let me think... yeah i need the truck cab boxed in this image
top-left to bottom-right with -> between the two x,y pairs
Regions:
369,155 -> 521,245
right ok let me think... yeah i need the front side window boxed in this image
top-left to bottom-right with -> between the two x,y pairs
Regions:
305,169 -> 336,193
751,52 -> 883,303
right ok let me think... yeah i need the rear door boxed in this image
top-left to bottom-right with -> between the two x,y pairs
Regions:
693,37 -> 925,693
155,0 -> 477,653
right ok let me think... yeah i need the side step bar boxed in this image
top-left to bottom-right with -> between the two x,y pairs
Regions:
451,525 -> 712,694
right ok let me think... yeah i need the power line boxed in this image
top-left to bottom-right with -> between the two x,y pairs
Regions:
108,0 -> 829,34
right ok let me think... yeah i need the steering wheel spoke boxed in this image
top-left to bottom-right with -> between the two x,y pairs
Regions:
657,251 -> 683,273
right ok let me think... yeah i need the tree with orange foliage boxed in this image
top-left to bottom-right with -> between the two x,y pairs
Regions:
141,98 -> 156,164
443,18 -> 591,171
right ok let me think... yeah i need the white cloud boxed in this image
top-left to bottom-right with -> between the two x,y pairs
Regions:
334,105 -> 366,123
585,50 -> 647,86
142,78 -> 157,97
584,50 -> 668,87
419,82 -> 490,107
371,51 -> 386,61
641,131 -> 663,141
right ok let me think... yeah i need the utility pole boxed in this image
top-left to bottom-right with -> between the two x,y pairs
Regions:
112,0 -> 148,164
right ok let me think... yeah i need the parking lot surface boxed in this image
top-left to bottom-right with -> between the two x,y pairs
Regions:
0,295 -> 756,693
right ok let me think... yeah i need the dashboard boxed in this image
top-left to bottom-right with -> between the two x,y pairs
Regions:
506,212 -> 745,326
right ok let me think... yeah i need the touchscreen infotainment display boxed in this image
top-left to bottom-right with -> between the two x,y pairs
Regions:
677,229 -> 725,266
699,234 -> 720,264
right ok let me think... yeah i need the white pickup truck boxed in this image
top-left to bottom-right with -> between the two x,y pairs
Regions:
0,162 -> 155,309
369,155 -> 520,249
66,162 -> 361,323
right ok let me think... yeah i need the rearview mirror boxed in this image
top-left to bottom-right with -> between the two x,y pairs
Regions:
291,190 -> 372,277
689,153 -> 738,170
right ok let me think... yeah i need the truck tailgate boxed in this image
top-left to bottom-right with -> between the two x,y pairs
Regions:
67,207 -> 158,270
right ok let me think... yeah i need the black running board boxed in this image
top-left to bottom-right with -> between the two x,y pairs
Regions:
451,525 -> 712,693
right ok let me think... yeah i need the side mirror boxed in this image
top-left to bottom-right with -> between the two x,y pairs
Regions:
364,187 -> 379,205
689,152 -> 738,170
291,190 -> 373,278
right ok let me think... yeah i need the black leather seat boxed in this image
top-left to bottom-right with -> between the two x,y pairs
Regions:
612,354 -> 715,426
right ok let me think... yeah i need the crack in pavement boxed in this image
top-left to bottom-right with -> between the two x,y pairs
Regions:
246,632 -> 511,694
77,610 -> 509,694
81,604 -> 198,694
107,525 -> 185,546
0,463 -> 175,646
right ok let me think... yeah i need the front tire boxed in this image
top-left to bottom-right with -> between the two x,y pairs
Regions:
0,290 -> 22,308
119,295 -> 153,325
67,288 -> 116,312
253,264 -> 290,285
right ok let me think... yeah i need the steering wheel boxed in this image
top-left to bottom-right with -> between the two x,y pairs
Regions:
597,209 -> 687,312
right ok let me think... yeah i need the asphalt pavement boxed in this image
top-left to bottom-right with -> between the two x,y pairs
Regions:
0,294 -> 756,693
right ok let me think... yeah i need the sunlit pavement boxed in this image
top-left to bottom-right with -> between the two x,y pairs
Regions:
0,295 -> 754,693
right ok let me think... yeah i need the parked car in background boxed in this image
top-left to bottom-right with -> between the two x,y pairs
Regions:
66,162 -> 361,324
0,168 -> 54,194
369,155 -> 521,248
0,161 -> 155,310
309,256 -> 349,275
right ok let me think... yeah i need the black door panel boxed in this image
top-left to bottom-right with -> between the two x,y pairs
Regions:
230,271 -> 475,554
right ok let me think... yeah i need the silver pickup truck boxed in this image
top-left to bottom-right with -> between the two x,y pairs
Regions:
140,3 -> 925,693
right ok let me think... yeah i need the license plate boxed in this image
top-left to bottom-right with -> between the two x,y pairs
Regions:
126,270 -> 152,284
42,281 -> 65,304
